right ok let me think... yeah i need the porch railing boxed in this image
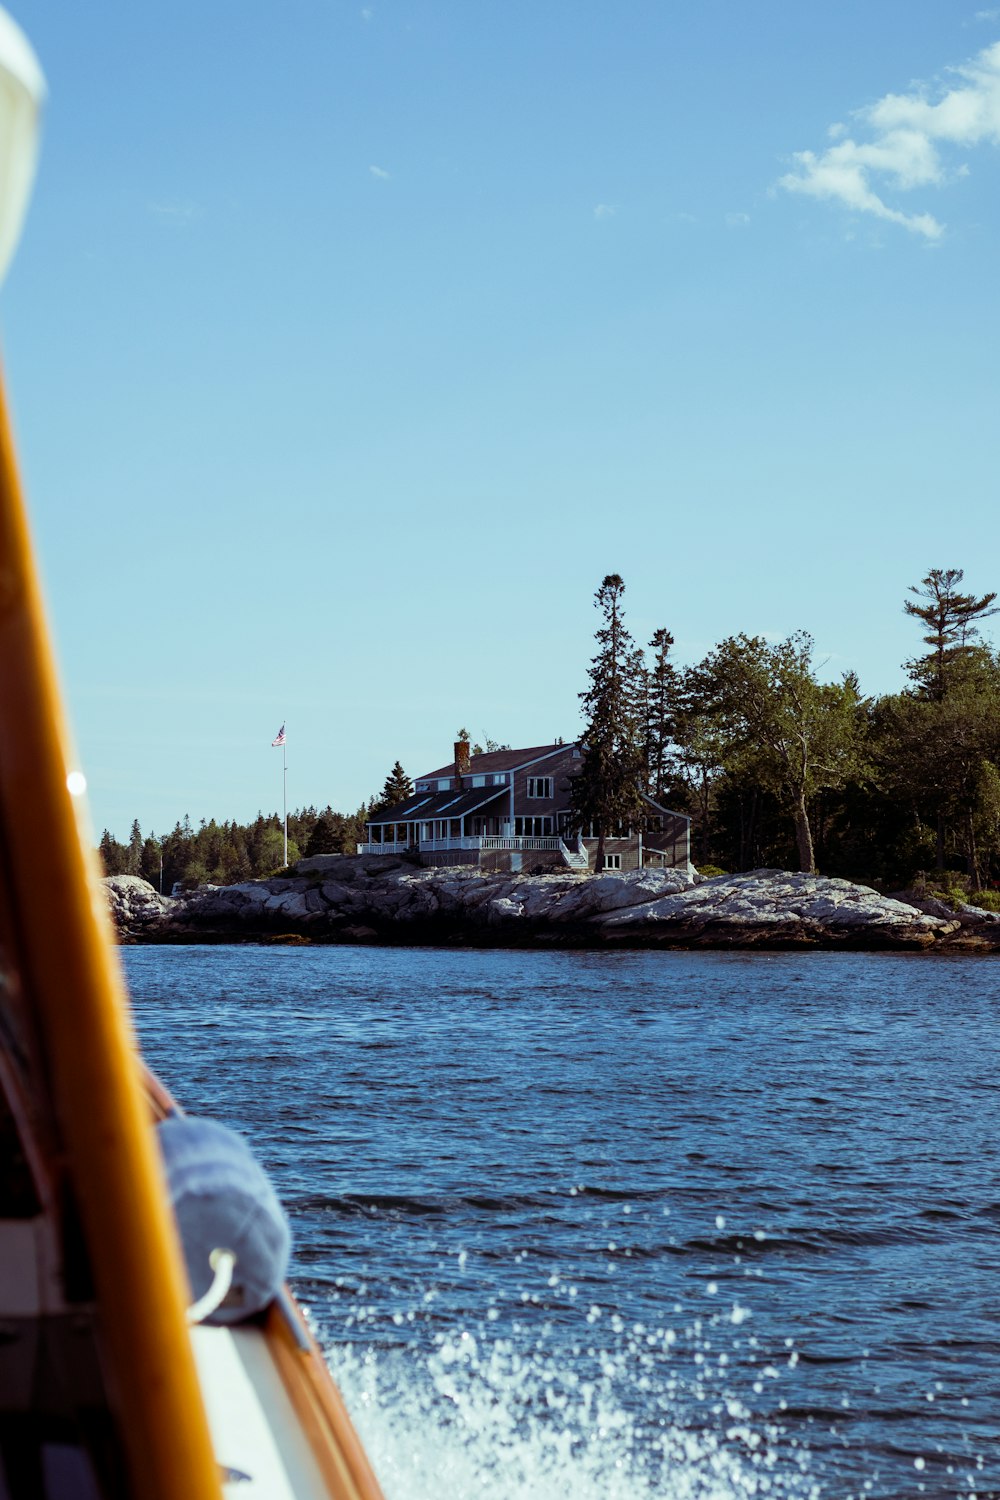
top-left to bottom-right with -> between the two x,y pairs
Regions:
358,834 -> 563,855
478,836 -> 561,851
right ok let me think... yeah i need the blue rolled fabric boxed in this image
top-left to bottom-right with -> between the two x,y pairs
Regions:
157,1114 -> 291,1325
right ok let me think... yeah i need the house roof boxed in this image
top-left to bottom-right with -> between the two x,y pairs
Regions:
641,791 -> 691,823
418,742 -> 576,780
368,785 -> 508,826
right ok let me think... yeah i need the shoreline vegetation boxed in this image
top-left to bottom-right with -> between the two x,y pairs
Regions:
104,857 -> 1000,954
97,569 -> 1000,907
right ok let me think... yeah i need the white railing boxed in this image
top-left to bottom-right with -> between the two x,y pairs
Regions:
479,836 -> 561,851
358,835 -> 563,855
416,837 -> 484,852
559,838 -> 589,868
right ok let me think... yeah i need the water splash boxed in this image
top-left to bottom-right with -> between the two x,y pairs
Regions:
323,1309 -> 821,1500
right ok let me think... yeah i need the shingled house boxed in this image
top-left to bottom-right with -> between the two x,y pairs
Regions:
360,740 -> 691,873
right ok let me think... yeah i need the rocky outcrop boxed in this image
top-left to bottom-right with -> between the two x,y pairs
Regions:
102,859 -> 984,950
103,875 -> 176,939
888,888 -> 1000,951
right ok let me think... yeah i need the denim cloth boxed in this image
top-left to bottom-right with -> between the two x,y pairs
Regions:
157,1114 -> 291,1325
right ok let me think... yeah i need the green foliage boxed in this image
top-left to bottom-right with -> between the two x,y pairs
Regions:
470,735 -> 509,756
377,760 -> 413,811
97,562 -> 1000,894
969,888 -> 1000,912
904,567 -> 998,701
98,829 -> 128,876
127,818 -> 143,875
99,800 -> 370,889
304,809 -> 340,857
696,631 -> 863,873
571,574 -> 648,863
646,627 -> 680,802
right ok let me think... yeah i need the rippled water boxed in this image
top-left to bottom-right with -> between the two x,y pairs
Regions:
125,945 -> 1000,1500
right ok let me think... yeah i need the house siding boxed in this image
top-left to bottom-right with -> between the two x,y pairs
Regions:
363,740 -> 691,873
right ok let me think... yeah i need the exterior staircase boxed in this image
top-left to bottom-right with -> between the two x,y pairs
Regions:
559,836 -> 590,872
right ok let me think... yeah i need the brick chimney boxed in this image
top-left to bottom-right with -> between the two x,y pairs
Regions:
454,738 -> 471,786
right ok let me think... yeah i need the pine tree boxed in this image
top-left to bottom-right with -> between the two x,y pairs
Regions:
379,760 -> 413,809
140,835 -> 162,889
646,628 -> 679,800
904,568 -> 998,701
127,818 -> 143,875
305,808 -> 340,857
570,574 -> 647,871
98,829 -> 128,876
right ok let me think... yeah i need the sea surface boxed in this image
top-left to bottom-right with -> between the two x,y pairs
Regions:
124,945 -> 1000,1500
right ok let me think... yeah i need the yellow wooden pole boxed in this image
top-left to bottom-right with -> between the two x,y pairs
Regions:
0,366 -> 222,1500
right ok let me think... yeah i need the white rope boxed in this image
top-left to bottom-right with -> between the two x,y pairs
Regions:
186,1247 -> 237,1325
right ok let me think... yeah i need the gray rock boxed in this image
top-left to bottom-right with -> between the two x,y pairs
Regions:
599,870 -> 957,946
103,862 -> 973,950
103,875 -> 174,933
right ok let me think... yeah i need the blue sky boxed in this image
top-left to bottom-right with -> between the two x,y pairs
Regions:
5,1 -> 1000,839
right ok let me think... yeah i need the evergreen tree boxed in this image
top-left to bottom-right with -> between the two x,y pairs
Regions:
876,651 -> 1000,882
139,835 -> 162,890
904,568 -> 998,701
379,760 -> 413,810
98,829 -> 128,876
646,628 -> 679,801
305,808 -> 340,857
126,818 -> 143,875
570,574 -> 647,870
672,666 -> 729,867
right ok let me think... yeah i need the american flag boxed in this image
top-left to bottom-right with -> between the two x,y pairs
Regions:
271,724 -> 286,747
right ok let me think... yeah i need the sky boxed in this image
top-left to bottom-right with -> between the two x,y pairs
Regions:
4,1 -> 1000,840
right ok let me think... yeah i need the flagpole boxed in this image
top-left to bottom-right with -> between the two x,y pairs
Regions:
271,723 -> 288,863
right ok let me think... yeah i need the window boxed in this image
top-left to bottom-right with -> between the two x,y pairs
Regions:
603,853 -> 622,870
493,773 -> 508,785
527,776 -> 552,799
437,779 -> 451,791
472,775 -> 486,787
515,816 -> 554,837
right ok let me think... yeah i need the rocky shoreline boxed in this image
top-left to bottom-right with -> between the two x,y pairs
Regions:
103,857 -> 1000,952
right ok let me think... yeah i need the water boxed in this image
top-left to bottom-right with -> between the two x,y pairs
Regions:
124,945 -> 1000,1499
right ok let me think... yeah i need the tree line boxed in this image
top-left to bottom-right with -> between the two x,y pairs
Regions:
97,761 -> 414,892
572,568 -> 1000,893
101,566 -> 1000,895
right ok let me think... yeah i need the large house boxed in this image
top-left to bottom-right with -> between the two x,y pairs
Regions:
360,740 -> 691,873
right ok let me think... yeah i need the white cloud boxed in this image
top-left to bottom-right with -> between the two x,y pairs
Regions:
778,38 -> 1000,238
148,199 -> 199,224
725,211 -> 751,227
369,164 -> 390,179
975,9 -> 1000,21
361,6 -> 374,20
593,203 -> 616,219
